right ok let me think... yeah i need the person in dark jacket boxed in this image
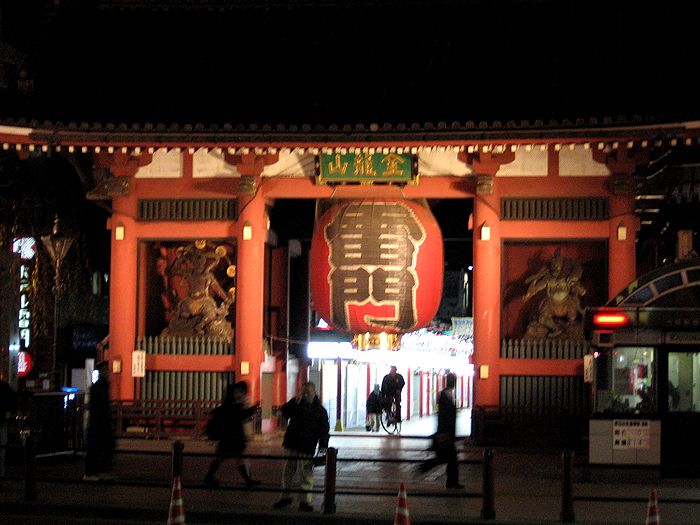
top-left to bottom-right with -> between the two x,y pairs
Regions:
204,381 -> 260,488
381,366 -> 405,422
272,382 -> 329,512
418,373 -> 462,489
84,361 -> 116,481
365,384 -> 382,432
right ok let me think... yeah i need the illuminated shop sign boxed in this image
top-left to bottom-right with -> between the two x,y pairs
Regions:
18,350 -> 32,377
12,237 -> 36,350
316,153 -> 417,185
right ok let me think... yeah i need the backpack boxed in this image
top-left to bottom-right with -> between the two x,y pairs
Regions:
205,406 -> 225,440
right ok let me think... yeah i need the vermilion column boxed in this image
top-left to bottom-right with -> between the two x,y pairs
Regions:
473,193 -> 501,406
236,183 -> 266,402
465,151 -> 514,408
592,149 -> 648,300
608,193 -> 638,300
230,154 -> 278,403
100,152 -> 152,401
109,200 -> 138,400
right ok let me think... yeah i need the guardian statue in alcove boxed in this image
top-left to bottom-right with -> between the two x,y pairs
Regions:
160,241 -> 235,342
522,249 -> 586,339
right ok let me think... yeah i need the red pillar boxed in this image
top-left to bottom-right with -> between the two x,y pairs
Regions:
366,365 -> 371,399
426,375 -> 431,415
99,151 -> 154,401
235,184 -> 266,403
406,368 -> 411,421
591,149 -> 647,300
419,371 -> 424,417
109,205 -> 138,400
608,195 -> 637,300
230,154 -> 278,404
463,150 -> 513,409
472,193 -> 501,407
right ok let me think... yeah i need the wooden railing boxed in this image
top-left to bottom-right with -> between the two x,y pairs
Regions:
113,399 -> 220,439
112,400 -> 284,439
500,338 -> 590,359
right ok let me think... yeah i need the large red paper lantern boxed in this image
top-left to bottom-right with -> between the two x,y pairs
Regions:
310,199 -> 443,334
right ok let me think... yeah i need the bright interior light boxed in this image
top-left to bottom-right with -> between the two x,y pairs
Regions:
480,223 -> 491,241
242,222 -> 252,240
308,329 -> 475,375
115,225 -> 125,241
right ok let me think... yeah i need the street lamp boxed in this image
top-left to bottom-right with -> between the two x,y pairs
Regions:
40,216 -> 73,389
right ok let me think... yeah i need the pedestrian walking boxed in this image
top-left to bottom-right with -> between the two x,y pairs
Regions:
83,361 -> 116,481
365,384 -> 382,432
0,376 -> 18,478
273,382 -> 329,512
203,380 -> 260,488
418,372 -> 462,489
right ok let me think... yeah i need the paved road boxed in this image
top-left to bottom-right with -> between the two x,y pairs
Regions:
2,411 -> 700,524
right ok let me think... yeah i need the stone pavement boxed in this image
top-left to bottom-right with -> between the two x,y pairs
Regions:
1,410 -> 700,524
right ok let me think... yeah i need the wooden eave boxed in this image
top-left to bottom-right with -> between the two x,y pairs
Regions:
2,119 -> 700,154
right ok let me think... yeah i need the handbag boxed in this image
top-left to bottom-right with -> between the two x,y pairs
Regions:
313,450 -> 327,468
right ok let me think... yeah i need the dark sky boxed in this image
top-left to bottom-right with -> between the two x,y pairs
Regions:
2,1 -> 699,273
2,0 -> 700,126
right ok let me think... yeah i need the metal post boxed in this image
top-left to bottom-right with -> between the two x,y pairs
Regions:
322,447 -> 337,514
334,359 -> 343,431
172,440 -> 184,479
481,448 -> 495,520
24,431 -> 36,501
560,449 -> 575,523
52,283 -> 60,387
41,216 -> 73,390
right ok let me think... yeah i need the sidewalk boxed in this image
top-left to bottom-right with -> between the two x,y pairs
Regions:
1,411 -> 699,524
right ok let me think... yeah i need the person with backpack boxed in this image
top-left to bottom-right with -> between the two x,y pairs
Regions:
365,384 -> 382,432
204,381 -> 260,488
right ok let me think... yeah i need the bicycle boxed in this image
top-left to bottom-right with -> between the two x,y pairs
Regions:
380,396 -> 402,435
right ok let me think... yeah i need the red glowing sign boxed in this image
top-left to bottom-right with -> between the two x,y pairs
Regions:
18,350 -> 33,378
593,312 -> 630,328
310,199 -> 443,334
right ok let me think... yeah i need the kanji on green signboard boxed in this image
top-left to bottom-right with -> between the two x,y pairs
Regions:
317,153 -> 416,184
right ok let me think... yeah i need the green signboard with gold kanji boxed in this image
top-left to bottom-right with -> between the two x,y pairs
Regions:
316,153 -> 417,185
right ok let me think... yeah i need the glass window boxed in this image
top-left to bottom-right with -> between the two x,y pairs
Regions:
668,352 -> 700,412
594,347 -> 655,414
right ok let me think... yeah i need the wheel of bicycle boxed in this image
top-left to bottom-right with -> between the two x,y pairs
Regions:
380,404 -> 402,434
380,410 -> 398,434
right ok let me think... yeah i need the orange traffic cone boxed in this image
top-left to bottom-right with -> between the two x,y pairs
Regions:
394,482 -> 411,525
645,488 -> 660,525
167,475 -> 186,525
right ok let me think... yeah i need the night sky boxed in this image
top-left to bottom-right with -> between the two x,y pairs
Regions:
2,1 -> 699,127
2,0 -> 699,273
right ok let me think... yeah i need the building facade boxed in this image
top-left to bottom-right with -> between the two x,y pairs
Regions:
2,120 -> 696,431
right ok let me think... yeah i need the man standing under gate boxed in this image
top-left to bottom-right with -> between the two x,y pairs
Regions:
83,361 -> 115,481
273,382 -> 329,512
